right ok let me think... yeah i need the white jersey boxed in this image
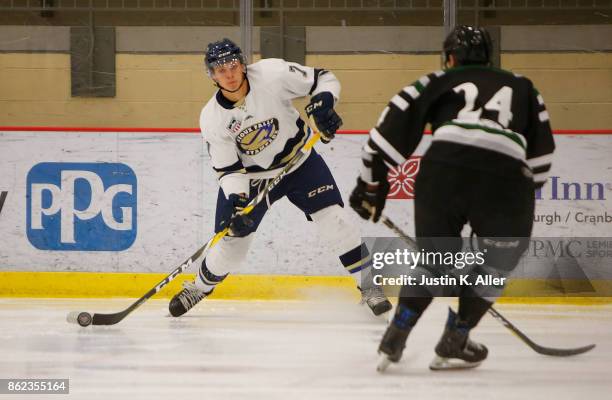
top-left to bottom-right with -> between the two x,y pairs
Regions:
199,58 -> 341,197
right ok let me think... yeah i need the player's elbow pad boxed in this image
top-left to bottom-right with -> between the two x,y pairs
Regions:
219,172 -> 249,198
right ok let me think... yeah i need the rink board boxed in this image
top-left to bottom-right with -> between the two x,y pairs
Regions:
0,271 -> 357,300
0,129 -> 611,301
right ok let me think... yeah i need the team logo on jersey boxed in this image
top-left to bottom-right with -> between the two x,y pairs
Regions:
236,118 -> 279,155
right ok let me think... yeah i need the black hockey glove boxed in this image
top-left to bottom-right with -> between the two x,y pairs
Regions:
305,92 -> 343,144
349,177 -> 390,223
219,193 -> 254,237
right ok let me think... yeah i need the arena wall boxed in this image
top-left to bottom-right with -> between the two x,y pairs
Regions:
1,25 -> 611,130
0,25 -> 610,301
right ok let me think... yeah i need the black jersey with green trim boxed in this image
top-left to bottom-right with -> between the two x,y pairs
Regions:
367,65 -> 555,188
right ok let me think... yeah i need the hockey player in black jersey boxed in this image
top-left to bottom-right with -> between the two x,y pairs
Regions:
349,26 -> 555,370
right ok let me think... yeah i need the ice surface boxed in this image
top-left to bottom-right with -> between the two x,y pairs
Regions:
0,298 -> 610,400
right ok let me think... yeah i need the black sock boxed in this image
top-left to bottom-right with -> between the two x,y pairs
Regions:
458,297 -> 493,329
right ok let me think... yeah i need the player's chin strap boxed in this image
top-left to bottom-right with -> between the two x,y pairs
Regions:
379,215 -> 596,357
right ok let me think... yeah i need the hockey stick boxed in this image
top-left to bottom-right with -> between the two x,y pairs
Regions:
67,127 -> 322,327
486,306 -> 595,356
380,215 -> 595,357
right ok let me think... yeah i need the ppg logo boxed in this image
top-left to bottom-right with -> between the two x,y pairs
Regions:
26,163 -> 137,251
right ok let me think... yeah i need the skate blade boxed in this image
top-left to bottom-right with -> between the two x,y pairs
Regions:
429,356 -> 482,371
376,354 -> 393,373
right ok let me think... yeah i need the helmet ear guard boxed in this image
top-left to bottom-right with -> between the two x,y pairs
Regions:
443,25 -> 492,67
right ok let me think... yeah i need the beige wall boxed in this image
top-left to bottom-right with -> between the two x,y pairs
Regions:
0,53 -> 209,128
1,52 -> 611,130
322,52 -> 612,130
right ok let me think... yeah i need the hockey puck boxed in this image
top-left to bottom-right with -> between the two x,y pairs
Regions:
77,312 -> 93,327
67,311 -> 93,327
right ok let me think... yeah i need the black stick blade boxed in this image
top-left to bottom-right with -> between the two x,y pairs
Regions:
91,312 -> 128,326
488,307 -> 596,357
531,343 -> 596,357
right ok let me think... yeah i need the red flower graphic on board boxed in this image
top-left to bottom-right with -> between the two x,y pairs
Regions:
387,157 -> 421,199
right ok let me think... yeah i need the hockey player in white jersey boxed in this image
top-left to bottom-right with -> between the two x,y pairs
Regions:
169,38 -> 391,317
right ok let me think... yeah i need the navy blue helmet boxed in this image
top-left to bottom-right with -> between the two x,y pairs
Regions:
443,25 -> 492,66
205,38 -> 246,73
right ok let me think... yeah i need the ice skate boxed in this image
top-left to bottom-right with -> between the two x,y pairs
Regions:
429,308 -> 488,370
169,280 -> 213,317
377,323 -> 411,372
376,304 -> 419,372
359,285 -> 392,316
